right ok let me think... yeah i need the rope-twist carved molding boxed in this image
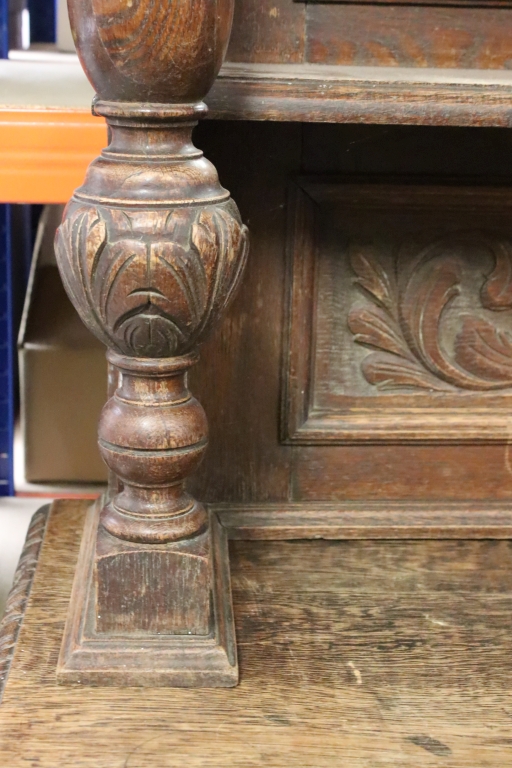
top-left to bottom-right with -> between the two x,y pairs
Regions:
0,506 -> 50,702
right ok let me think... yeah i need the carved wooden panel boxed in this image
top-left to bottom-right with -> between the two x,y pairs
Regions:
283,181 -> 512,444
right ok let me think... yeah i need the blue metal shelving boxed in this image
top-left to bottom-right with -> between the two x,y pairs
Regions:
0,1 -> 14,494
0,2 -> 56,494
0,0 -> 7,58
28,0 -> 56,43
0,207 -> 14,496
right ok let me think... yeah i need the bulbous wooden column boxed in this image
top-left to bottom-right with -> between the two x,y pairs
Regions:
55,0 -> 248,687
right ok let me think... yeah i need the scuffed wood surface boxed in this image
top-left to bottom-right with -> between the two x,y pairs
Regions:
216,500 -> 512,539
2,499 -> 512,765
226,0 -> 512,71
208,63 -> 512,126
6,60 -> 512,126
305,4 -> 512,69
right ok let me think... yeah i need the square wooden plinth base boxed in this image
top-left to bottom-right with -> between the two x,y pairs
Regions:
56,502 -> 237,687
2,500 -> 512,767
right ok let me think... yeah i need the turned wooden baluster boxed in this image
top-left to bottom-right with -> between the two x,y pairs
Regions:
54,0 -> 248,686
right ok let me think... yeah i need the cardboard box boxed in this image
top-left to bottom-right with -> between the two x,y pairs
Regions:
18,206 -> 108,483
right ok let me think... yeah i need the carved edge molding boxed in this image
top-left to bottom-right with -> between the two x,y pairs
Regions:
282,179 -> 512,445
0,505 -> 50,703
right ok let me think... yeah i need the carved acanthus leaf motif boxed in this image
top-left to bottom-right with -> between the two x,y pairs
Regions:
83,210 -> 107,283
361,352 -> 455,392
350,246 -> 395,315
454,317 -> 512,383
55,206 -> 114,350
348,305 -> 415,362
191,206 -> 249,344
481,241 -> 512,311
55,201 -> 248,358
349,235 -> 512,392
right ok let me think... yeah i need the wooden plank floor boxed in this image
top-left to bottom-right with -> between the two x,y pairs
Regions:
1,500 -> 512,766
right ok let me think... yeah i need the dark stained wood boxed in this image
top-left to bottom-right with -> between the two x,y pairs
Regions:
70,0 -> 234,102
223,0 -> 512,73
185,122 -> 512,524
3,500 -> 512,766
207,63 -> 512,127
35,117 -> 512,532
181,122 -> 512,516
216,501 -> 512,539
284,181 -> 512,444
189,121 -> 299,505
306,5 -> 512,69
54,0 -> 247,686
224,0 -> 512,71
96,355 -> 212,544
227,0 -> 305,64
300,123 -> 512,178
294,444 -> 512,501
283,177 -> 512,506
58,502 -> 237,686
301,0 -> 512,6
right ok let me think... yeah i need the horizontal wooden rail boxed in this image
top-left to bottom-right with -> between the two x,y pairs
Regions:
3,60 -> 512,202
209,62 -> 512,128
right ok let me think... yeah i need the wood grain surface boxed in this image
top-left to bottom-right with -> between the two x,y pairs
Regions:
186,122 -> 512,519
306,5 -> 512,69
216,500 -> 512,539
284,181 -> 512,444
8,62 -> 512,130
70,0 -> 234,101
54,0 -> 247,684
226,0 -> 512,71
301,0 -> 512,7
189,121 -> 299,506
228,0 -> 305,63
2,499 -> 512,766
208,63 -> 512,127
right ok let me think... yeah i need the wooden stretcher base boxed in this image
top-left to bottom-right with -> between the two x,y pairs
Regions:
1,499 -> 512,766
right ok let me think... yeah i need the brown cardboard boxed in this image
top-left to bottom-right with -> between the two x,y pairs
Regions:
18,207 -> 108,483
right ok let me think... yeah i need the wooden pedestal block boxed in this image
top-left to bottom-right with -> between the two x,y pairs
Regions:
57,502 -> 237,687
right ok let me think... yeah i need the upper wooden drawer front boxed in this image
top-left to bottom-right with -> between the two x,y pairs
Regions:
296,0 -> 511,6
227,0 -> 512,68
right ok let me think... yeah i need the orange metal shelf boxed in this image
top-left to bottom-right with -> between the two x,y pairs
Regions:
0,109 -> 107,204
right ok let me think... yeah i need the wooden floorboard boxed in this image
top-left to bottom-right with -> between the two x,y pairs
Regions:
1,499 -> 512,766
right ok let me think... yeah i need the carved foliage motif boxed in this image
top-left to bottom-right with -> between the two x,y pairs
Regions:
348,234 -> 512,392
55,201 -> 248,357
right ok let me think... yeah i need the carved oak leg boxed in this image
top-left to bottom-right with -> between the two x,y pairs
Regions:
54,0 -> 248,686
